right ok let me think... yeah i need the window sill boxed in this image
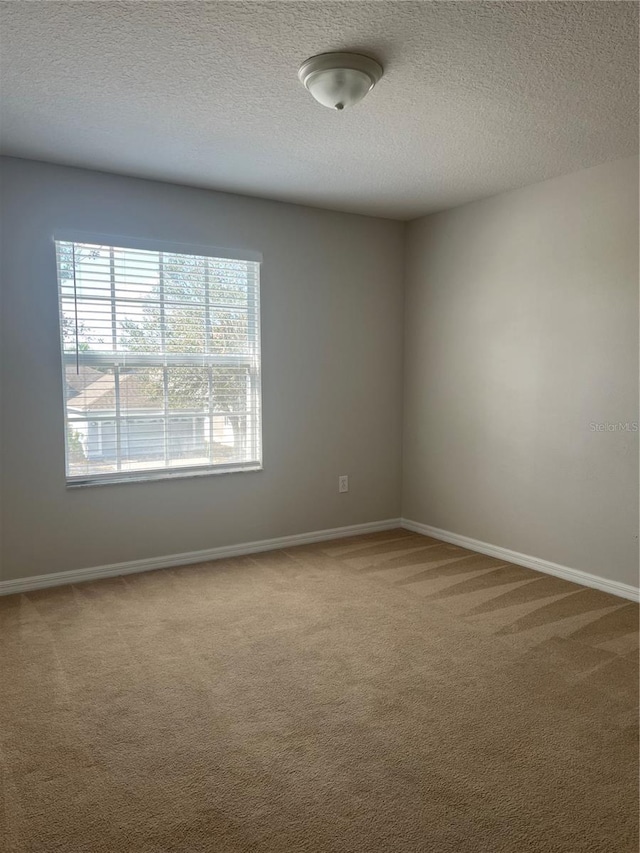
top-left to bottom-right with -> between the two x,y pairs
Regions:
66,463 -> 263,488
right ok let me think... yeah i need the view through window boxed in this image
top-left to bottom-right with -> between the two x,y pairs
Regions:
56,239 -> 262,485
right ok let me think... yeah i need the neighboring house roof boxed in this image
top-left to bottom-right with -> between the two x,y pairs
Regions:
65,365 -> 103,398
66,368 -> 160,413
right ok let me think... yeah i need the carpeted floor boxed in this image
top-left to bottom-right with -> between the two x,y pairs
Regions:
1,529 -> 638,852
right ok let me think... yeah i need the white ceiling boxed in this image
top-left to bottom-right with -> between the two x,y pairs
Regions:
1,1 -> 637,220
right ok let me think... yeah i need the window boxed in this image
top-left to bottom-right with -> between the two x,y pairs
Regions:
56,237 -> 262,486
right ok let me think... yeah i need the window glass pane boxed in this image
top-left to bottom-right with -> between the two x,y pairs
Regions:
58,243 -> 112,300
113,247 -> 161,301
65,419 -> 119,478
165,303 -> 207,353
162,253 -> 207,303
209,309 -> 250,354
211,414 -> 252,464
166,367 -> 209,413
209,261 -> 251,306
61,298 -> 113,353
119,368 -> 164,412
167,417 -> 208,463
211,366 -> 251,414
120,418 -> 166,467
65,367 -> 116,417
116,300 -> 162,353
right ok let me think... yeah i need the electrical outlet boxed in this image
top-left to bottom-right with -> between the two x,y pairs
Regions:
338,475 -> 349,493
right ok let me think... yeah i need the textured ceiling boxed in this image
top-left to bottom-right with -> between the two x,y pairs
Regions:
0,1 -> 637,219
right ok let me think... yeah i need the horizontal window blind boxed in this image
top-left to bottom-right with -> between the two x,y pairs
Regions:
56,240 -> 262,485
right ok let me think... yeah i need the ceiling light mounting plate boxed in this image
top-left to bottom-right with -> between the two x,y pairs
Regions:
298,52 -> 383,111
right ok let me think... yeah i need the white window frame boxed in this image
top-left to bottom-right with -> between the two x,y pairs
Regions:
55,232 -> 263,487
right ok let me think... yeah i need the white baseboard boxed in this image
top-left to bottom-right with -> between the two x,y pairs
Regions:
3,516 -> 636,603
0,518 -> 402,597
401,518 -> 639,603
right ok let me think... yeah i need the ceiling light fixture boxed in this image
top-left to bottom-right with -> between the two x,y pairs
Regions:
298,52 -> 383,111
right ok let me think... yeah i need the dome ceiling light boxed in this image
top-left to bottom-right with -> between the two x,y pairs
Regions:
297,52 -> 383,111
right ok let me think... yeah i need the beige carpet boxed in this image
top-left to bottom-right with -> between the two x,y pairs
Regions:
1,529 -> 637,853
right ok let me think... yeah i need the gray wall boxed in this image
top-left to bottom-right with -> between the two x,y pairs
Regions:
2,155 -> 638,588
0,157 -> 405,581
403,157 -> 639,587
